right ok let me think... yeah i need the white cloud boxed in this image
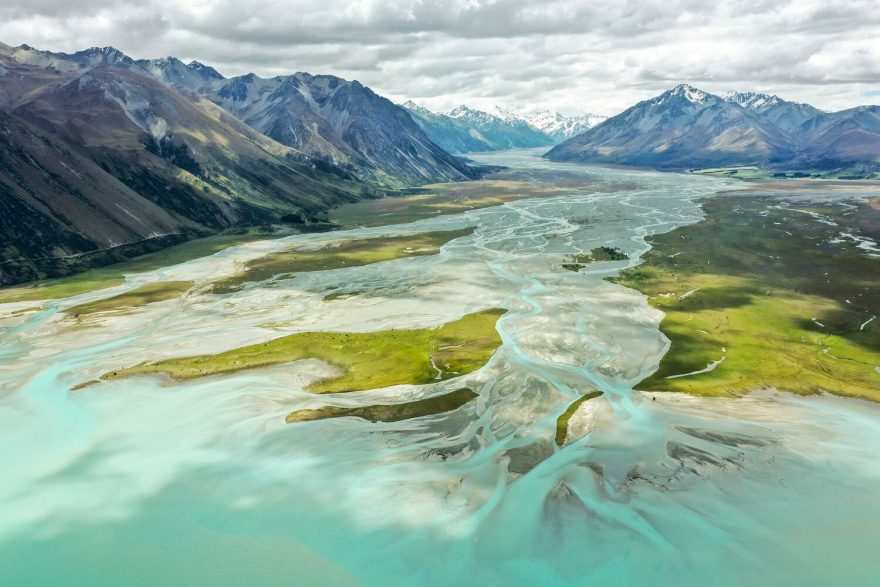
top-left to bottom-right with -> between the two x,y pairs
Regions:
0,0 -> 877,115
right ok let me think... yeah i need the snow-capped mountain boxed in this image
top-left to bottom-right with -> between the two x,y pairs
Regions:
725,91 -> 779,110
516,109 -> 606,139
402,102 -> 604,153
547,83 -> 880,171
546,84 -> 790,168
725,91 -> 823,133
134,56 -> 223,90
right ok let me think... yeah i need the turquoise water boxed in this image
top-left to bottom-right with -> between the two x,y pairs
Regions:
1,151 -> 879,586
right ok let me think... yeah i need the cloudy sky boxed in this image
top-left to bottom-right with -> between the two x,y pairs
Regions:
0,0 -> 877,116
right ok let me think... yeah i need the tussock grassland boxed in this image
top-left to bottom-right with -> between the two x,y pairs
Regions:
615,196 -> 880,401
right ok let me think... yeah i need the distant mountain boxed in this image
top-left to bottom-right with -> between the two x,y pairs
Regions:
794,105 -> 880,169
203,74 -> 476,188
0,42 -> 478,284
725,91 -> 822,133
546,84 -> 789,168
1,43 -> 477,190
401,102 -> 604,153
447,104 -> 555,149
516,109 -> 606,140
402,101 -> 497,153
547,84 -> 880,173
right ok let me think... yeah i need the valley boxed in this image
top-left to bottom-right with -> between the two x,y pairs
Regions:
3,150 -> 880,586
1,0 -> 879,582
0,42 -> 480,287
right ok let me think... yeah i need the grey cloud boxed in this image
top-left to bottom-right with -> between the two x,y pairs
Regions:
0,0 -> 876,115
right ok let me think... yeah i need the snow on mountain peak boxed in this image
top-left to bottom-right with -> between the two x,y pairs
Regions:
401,100 -> 433,115
669,84 -> 708,103
725,91 -> 783,110
441,104 -> 604,137
516,109 -> 606,137
187,60 -> 223,79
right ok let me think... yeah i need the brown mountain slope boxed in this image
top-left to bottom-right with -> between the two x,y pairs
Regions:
1,65 -> 373,285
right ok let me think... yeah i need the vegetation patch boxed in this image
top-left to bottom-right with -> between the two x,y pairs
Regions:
692,166 -> 774,180
330,179 -> 567,229
211,228 -> 474,293
322,290 -> 364,302
286,387 -> 478,424
0,229 -> 278,304
97,309 -> 506,393
561,247 -> 628,271
693,166 -> 880,181
614,196 -> 880,401
555,391 -> 603,446
65,281 -> 194,316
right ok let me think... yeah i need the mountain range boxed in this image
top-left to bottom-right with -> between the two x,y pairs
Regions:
402,102 -> 605,153
547,84 -> 880,174
3,42 -> 878,286
0,42 -> 480,284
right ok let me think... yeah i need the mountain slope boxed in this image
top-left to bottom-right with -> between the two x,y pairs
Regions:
401,102 -> 601,153
402,101 -> 496,153
447,105 -> 555,149
206,73 -> 478,188
725,91 -> 822,134
548,84 -> 880,172
546,84 -> 790,169
0,42 -> 485,284
14,65 -> 363,216
795,105 -> 880,169
0,60 -> 371,284
0,108 -> 200,269
1,43 -> 480,190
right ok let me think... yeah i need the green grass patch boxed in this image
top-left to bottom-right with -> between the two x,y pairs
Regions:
211,228 -> 474,293
65,281 -> 194,316
98,309 -> 506,393
286,387 -> 478,424
561,247 -> 628,272
614,196 -> 880,401
555,391 -> 603,446
0,229 -> 277,304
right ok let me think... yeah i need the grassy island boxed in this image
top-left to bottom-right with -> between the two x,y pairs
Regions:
561,247 -> 628,271
286,387 -> 478,424
555,391 -> 603,446
96,309 -> 506,393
